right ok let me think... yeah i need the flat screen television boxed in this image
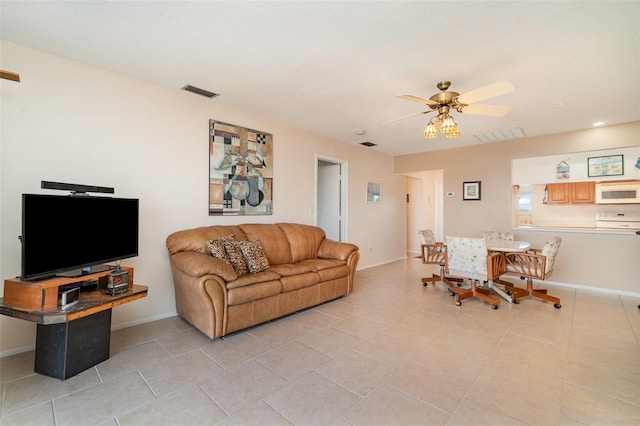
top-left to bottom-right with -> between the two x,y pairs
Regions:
21,194 -> 139,281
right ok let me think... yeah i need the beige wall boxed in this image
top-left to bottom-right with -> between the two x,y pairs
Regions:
0,42 -> 406,355
395,121 -> 640,294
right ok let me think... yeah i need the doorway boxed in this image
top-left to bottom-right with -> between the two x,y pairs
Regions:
316,156 -> 348,242
405,170 -> 444,250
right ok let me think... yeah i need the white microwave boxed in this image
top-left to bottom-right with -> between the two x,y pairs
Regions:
595,181 -> 640,204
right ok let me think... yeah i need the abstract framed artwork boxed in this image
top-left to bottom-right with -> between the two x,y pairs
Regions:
209,120 -> 273,215
587,154 -> 624,177
463,181 -> 481,201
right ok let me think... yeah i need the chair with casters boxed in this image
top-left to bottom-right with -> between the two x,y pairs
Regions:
483,230 -> 519,295
497,237 -> 563,308
419,230 -> 464,290
419,230 -> 444,285
418,229 -> 437,245
442,236 -> 502,309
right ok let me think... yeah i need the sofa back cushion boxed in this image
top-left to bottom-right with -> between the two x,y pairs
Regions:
239,223 -> 292,265
277,223 -> 326,263
166,225 -> 247,255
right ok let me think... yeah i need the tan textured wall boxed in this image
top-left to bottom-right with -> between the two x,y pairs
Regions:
0,42 -> 406,355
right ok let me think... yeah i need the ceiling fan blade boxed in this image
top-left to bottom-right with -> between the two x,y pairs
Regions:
456,80 -> 514,105
397,94 -> 439,106
382,110 -> 431,125
460,104 -> 512,117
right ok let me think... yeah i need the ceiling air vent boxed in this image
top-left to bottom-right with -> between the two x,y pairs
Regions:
474,127 -> 525,143
181,85 -> 219,98
360,141 -> 377,147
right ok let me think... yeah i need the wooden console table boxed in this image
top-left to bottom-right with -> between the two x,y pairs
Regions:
1,267 -> 147,379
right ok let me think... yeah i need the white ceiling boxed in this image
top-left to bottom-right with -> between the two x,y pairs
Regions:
1,1 -> 639,156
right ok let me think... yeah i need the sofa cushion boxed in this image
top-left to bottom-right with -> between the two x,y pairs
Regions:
315,265 -> 350,282
227,280 -> 282,305
224,240 -> 249,275
239,223 -> 293,265
206,235 -> 235,264
280,272 -> 321,292
226,269 -> 282,290
239,240 -> 270,274
296,258 -> 346,271
277,223 -> 326,262
269,263 -> 315,277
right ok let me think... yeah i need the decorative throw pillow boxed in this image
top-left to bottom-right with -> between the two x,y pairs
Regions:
206,235 -> 234,264
224,239 -> 249,276
239,240 -> 270,274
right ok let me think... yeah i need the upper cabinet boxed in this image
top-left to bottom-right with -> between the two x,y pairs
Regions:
547,181 -> 595,204
571,181 -> 596,203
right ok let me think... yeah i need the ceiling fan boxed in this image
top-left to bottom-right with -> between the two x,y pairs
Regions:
385,80 -> 514,138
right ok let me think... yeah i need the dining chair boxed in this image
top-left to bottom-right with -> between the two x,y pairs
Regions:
442,236 -> 502,309
483,230 -> 518,296
418,229 -> 436,244
482,231 -> 514,242
419,230 -> 465,290
499,236 -> 562,308
419,230 -> 446,285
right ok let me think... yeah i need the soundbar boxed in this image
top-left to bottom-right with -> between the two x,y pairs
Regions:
41,181 -> 115,195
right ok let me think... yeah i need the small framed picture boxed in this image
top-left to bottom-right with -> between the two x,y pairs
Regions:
463,181 -> 481,201
588,154 -> 624,177
366,181 -> 381,203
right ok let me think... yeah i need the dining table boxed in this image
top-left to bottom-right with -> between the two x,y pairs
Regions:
486,240 -> 531,253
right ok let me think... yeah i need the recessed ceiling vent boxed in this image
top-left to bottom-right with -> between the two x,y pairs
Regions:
474,127 -> 525,143
360,141 -> 377,147
181,84 -> 219,98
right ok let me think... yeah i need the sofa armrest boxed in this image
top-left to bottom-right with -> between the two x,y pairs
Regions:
318,239 -> 359,261
170,251 -> 238,282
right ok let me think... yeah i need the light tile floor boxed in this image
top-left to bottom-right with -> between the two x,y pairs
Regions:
1,257 -> 639,425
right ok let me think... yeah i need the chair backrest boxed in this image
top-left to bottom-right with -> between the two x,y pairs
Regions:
445,236 -> 488,278
418,229 -> 436,244
482,231 -> 514,242
541,236 -> 562,273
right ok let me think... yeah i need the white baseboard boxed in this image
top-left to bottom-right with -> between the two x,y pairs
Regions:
531,279 -> 640,299
357,256 -> 408,270
111,311 -> 178,331
0,344 -> 36,358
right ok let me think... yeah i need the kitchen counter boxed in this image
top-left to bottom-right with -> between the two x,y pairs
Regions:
515,225 -> 639,236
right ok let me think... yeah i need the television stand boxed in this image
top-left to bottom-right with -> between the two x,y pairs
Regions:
0,267 -> 147,379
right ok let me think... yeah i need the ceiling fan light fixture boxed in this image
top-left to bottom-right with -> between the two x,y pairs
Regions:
445,124 -> 460,138
440,115 -> 460,138
423,122 -> 438,138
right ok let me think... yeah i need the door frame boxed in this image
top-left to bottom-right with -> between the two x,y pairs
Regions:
315,154 -> 348,242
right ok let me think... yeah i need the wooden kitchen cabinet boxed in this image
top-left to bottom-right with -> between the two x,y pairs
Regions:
546,181 -> 595,204
570,181 -> 595,203
547,183 -> 570,203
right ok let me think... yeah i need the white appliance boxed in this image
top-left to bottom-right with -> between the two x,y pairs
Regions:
595,181 -> 640,204
594,211 -> 640,229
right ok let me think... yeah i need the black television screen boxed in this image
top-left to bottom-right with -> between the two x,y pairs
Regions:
21,194 -> 139,280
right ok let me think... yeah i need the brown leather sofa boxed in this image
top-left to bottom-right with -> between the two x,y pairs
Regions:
166,223 -> 359,338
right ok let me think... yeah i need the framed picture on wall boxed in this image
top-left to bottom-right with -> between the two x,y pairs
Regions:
587,154 -> 624,177
366,181 -> 381,203
463,181 -> 481,201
